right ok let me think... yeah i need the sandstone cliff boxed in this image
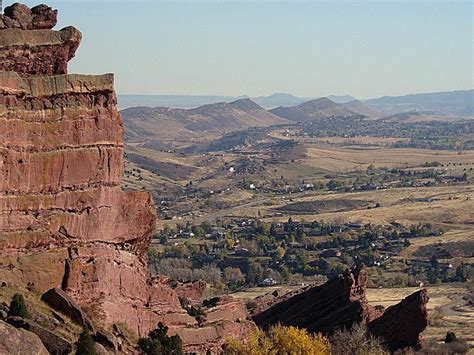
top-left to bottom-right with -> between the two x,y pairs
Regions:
0,4 -> 253,352
251,265 -> 429,352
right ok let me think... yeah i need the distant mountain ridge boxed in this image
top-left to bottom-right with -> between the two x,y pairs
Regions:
342,100 -> 383,119
270,97 -> 359,122
118,93 -> 356,110
118,90 -> 473,117
364,89 -> 474,117
121,98 -> 289,144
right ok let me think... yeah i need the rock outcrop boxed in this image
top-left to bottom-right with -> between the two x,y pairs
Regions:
41,288 -> 93,329
252,265 -> 379,334
251,265 -> 429,351
0,4 -> 254,352
0,320 -> 49,355
368,289 -> 429,351
6,316 -> 73,355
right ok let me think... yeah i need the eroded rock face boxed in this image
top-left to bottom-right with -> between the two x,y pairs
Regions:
252,265 -> 378,334
368,289 -> 429,351
1,4 -> 57,30
0,4 -> 254,352
6,316 -> 73,355
0,4 -> 158,338
251,265 -> 429,351
0,320 -> 49,355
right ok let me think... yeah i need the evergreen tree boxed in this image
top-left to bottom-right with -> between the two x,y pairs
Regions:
8,293 -> 29,318
76,328 -> 96,355
445,331 -> 457,343
138,322 -> 183,355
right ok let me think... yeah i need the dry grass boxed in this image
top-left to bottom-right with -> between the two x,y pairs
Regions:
0,284 -> 83,342
304,146 -> 474,173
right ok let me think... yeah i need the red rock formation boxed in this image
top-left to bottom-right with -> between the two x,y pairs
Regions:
0,4 -> 254,352
252,265 -> 429,351
368,289 -> 429,351
168,279 -> 208,304
252,265 -> 379,334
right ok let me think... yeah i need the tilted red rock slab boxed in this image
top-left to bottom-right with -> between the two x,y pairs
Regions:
252,265 -> 377,334
368,289 -> 429,351
251,265 -> 429,351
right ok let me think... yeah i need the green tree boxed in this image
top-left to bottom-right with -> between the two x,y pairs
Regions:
138,322 -> 183,355
8,293 -> 29,318
445,331 -> 457,343
76,328 -> 96,355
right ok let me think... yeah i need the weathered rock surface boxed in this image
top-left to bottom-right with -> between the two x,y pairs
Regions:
7,316 -> 72,354
251,265 -> 429,351
0,27 -> 81,76
168,279 -> 207,304
252,265 -> 378,334
0,4 -> 255,352
0,320 -> 49,355
41,287 -> 93,328
0,3 -> 158,337
368,289 -> 429,351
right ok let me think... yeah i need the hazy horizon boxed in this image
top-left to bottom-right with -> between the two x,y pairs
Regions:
7,0 -> 473,99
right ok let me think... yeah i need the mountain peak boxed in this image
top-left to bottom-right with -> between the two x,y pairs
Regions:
229,98 -> 263,110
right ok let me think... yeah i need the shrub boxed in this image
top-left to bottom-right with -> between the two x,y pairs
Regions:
138,322 -> 183,355
8,293 -> 29,318
76,328 -> 96,355
330,323 -> 387,355
223,325 -> 331,354
445,331 -> 457,343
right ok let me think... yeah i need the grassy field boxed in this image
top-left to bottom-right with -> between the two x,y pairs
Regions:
304,145 -> 474,173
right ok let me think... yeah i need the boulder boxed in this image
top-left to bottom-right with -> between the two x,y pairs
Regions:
6,316 -> 72,354
0,320 -> 49,355
41,287 -> 93,328
94,342 -> 112,355
31,4 -> 58,29
3,3 -> 32,30
368,289 -> 429,351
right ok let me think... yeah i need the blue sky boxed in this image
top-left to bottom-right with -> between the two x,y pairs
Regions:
6,0 -> 473,98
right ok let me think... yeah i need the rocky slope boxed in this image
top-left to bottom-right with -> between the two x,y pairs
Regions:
251,265 -> 429,352
0,3 -> 253,353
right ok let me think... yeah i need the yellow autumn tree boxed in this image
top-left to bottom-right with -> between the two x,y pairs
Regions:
223,325 -> 331,355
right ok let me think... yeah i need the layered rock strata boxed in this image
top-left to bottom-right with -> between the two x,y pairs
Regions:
368,289 -> 429,351
252,265 -> 379,334
0,4 -> 254,352
251,265 -> 429,351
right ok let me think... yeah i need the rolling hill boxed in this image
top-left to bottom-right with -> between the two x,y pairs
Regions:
270,97 -> 359,122
118,93 -> 356,110
342,100 -> 383,119
365,89 -> 474,117
121,98 -> 289,145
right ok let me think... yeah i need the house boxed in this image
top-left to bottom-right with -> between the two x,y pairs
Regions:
260,278 -> 278,287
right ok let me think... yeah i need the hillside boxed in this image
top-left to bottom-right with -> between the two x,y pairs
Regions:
270,97 -> 358,122
118,93 -> 356,110
121,98 -> 289,144
342,100 -> 383,119
365,89 -> 474,117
